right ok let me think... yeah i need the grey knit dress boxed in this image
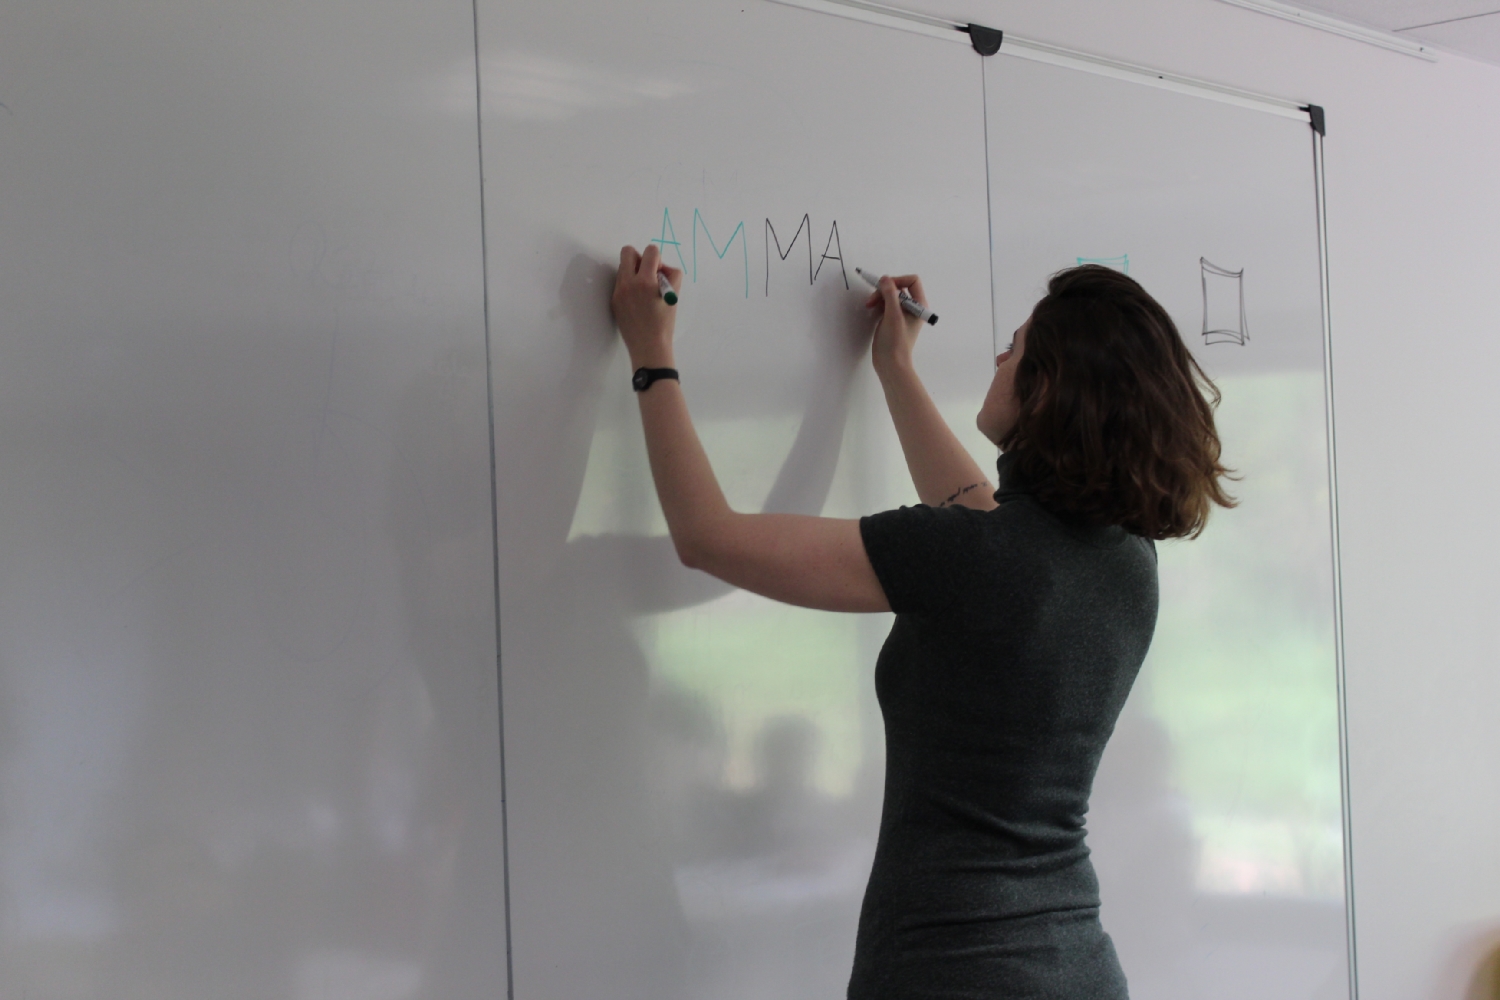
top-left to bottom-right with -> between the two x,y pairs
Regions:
849,451 -> 1158,999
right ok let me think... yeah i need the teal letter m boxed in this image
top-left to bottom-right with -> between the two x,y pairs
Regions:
692,209 -> 749,299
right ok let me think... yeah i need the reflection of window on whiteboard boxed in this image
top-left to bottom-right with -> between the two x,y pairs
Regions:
1200,258 -> 1248,346
1077,254 -> 1129,274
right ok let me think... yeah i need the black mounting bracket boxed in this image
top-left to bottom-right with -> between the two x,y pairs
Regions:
964,23 -> 1003,56
1305,104 -> 1326,136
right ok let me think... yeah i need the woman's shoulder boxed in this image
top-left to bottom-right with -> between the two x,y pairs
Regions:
858,503 -> 1007,616
860,502 -> 984,556
860,499 -> 1152,618
861,492 -> 1075,549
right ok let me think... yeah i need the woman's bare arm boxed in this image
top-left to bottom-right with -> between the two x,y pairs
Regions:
611,244 -> 889,613
868,275 -> 997,511
635,377 -> 887,611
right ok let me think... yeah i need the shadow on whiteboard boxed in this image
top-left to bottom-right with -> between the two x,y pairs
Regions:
492,243 -> 871,999
652,701 -> 875,999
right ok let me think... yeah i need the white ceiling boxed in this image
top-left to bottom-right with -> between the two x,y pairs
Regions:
1279,0 -> 1500,63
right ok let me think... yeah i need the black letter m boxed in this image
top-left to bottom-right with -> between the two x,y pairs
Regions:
764,214 -> 813,295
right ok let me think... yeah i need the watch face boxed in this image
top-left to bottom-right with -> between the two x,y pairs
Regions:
632,369 -> 649,391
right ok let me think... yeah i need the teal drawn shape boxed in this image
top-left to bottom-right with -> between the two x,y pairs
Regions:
693,209 -> 749,298
1077,254 -> 1129,274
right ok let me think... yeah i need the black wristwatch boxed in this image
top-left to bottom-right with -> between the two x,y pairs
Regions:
632,367 -> 679,392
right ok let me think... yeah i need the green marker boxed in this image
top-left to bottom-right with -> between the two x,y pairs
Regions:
657,271 -> 678,306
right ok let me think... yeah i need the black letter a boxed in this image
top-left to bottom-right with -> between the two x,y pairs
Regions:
813,220 -> 849,289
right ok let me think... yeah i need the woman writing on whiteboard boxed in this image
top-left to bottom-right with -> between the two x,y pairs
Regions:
611,243 -> 1234,998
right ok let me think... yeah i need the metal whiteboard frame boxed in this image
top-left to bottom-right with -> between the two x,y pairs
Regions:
767,0 -> 1436,64
1214,0 -> 1435,61
470,0 -> 514,995
1314,128 -> 1358,1000
768,2 -> 1356,995
765,0 -> 1316,122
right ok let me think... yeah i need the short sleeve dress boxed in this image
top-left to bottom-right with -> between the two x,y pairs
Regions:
849,451 -> 1159,1000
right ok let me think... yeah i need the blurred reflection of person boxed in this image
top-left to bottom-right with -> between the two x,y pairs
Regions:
657,710 -> 868,1000
683,715 -> 848,874
388,340 -> 505,1000
736,716 -> 836,863
646,683 -> 731,867
611,246 -> 1237,999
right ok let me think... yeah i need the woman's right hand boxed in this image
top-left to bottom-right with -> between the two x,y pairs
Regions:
612,244 -> 682,369
867,273 -> 929,376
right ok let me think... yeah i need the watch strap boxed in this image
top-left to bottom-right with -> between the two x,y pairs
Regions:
632,367 -> 679,392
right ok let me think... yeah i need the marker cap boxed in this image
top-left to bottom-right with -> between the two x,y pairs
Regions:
657,271 -> 678,306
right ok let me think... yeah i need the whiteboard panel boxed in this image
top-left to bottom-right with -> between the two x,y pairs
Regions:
480,1 -> 995,997
0,2 -> 502,997
986,55 -> 1349,1000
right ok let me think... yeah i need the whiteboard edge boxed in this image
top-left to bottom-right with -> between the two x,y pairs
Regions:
1000,35 -> 1310,122
470,0 -> 517,993
762,0 -> 967,45
1315,129 -> 1359,1000
761,0 -> 1316,124
980,55 -> 999,359
1214,0 -> 1437,61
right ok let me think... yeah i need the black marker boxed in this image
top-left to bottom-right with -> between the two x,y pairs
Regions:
855,267 -> 938,325
657,271 -> 678,306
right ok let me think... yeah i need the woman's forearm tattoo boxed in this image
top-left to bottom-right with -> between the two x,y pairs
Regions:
940,482 -> 988,507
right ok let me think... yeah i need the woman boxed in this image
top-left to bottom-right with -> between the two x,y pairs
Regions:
611,244 -> 1234,998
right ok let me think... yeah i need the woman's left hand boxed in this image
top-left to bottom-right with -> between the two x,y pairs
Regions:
612,244 -> 682,369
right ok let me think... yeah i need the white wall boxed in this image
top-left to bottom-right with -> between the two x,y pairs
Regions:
890,2 -> 1500,996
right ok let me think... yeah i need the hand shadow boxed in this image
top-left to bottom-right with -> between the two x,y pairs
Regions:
519,248 -> 869,616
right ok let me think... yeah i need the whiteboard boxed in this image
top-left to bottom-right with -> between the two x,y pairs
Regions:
986,54 -> 1349,1000
479,1 -> 992,997
486,3 -> 1350,998
0,1 -> 505,996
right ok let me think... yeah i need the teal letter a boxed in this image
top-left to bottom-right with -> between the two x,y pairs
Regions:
650,208 -> 687,272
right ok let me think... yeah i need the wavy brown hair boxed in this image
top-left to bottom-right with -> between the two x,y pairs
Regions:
999,265 -> 1236,540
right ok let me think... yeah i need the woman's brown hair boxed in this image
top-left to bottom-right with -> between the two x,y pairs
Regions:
999,265 -> 1236,540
